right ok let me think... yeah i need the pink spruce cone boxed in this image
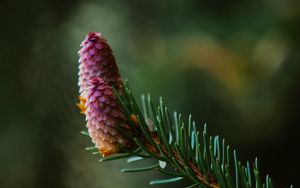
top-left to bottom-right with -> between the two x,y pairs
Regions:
77,32 -> 132,156
85,77 -> 131,156
78,32 -> 123,99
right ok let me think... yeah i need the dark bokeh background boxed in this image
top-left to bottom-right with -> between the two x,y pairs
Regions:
1,0 -> 300,187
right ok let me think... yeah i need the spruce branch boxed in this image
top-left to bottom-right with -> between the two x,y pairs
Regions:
81,82 -> 292,188
77,32 -> 292,188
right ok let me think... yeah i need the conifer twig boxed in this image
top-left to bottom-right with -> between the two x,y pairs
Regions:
77,32 -> 292,188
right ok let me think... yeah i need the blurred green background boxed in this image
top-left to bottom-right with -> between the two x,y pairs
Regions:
1,0 -> 300,187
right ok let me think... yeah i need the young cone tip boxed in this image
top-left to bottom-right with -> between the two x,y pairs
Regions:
77,32 -> 132,156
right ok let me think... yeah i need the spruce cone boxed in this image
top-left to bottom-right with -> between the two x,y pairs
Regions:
77,32 -> 132,156
78,32 -> 123,99
85,77 -> 130,156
